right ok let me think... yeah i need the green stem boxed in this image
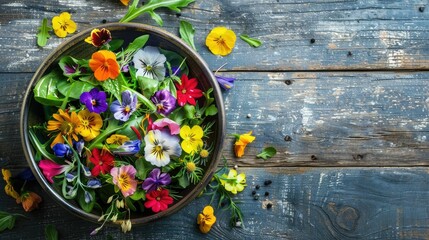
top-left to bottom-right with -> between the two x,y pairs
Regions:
28,128 -> 59,161
87,120 -> 127,150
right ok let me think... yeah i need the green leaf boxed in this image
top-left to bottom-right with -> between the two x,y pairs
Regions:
105,39 -> 124,52
57,80 -> 95,100
45,224 -> 59,240
77,189 -> 96,213
0,211 -> 23,232
149,11 -> 163,26
33,70 -> 66,106
183,104 -> 195,119
204,104 -> 218,116
124,34 -> 149,55
256,147 -> 277,160
179,20 -> 196,51
239,34 -> 262,48
37,18 -> 51,47
125,197 -> 137,211
160,49 -> 189,75
178,173 -> 190,188
130,189 -> 146,201
138,76 -> 159,98
102,78 -> 123,103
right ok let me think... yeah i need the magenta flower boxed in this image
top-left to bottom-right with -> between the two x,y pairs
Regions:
142,168 -> 171,193
215,75 -> 235,90
150,90 -> 176,116
152,118 -> 180,135
80,88 -> 108,113
110,90 -> 137,122
110,165 -> 137,197
38,159 -> 71,183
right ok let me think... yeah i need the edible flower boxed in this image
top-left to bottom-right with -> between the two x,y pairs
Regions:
175,74 -> 203,106
120,0 -> 130,6
151,118 -> 180,135
47,109 -> 80,148
234,131 -> 256,158
38,160 -> 71,183
52,12 -> 77,38
17,191 -> 42,212
215,75 -> 235,90
110,165 -> 137,198
205,26 -> 236,56
144,130 -> 181,167
2,169 -> 20,199
52,143 -> 72,158
150,90 -> 177,116
197,205 -> 217,233
106,134 -> 130,145
89,50 -> 120,81
180,125 -> 203,154
80,88 -> 108,114
110,90 -> 138,122
85,28 -> 112,47
144,188 -> 173,213
89,148 -> 115,177
132,46 -> 166,80
112,140 -> 141,155
220,169 -> 246,194
142,168 -> 171,193
76,109 -> 103,141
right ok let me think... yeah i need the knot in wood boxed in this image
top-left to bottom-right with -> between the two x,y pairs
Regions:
335,206 -> 360,231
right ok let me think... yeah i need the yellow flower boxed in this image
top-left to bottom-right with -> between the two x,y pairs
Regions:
197,205 -> 216,233
199,149 -> 209,158
234,131 -> 255,158
2,168 -> 12,182
205,26 -> 236,56
106,134 -> 130,145
76,109 -> 103,141
47,109 -> 80,148
180,125 -> 204,154
52,12 -> 77,38
220,169 -> 246,194
120,0 -> 130,5
5,183 -> 20,200
186,161 -> 196,172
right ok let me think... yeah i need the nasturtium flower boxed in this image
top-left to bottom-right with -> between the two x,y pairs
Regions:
215,75 -> 235,90
52,12 -> 77,38
180,125 -> 204,154
175,74 -> 203,107
112,140 -> 141,155
110,165 -> 137,198
17,191 -> 42,212
220,169 -> 246,194
85,28 -> 112,47
142,168 -> 171,193
132,46 -> 166,80
89,50 -> 120,81
197,205 -> 217,234
76,109 -> 103,141
52,143 -> 72,158
80,88 -> 108,114
234,131 -> 256,158
38,160 -> 72,183
106,134 -> 130,145
47,109 -> 80,148
144,130 -> 182,167
110,90 -> 137,122
150,90 -> 176,116
89,148 -> 115,177
205,26 -> 237,56
144,188 -> 173,213
152,118 -> 180,135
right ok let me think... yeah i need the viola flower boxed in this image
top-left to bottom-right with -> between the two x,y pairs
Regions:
220,169 -> 246,194
112,140 -> 141,155
144,188 -> 173,213
89,148 -> 115,177
234,131 -> 256,158
106,134 -> 130,145
142,168 -> 171,193
89,50 -> 120,81
132,46 -> 166,80
38,160 -> 72,183
150,90 -> 176,116
16,191 -> 42,212
52,12 -> 77,38
87,179 -> 102,189
205,26 -> 237,56
80,88 -> 108,114
110,165 -> 137,198
110,90 -> 137,122
152,118 -> 180,135
180,125 -> 204,154
144,130 -> 182,167
85,28 -> 112,47
47,109 -> 80,148
76,109 -> 103,141
215,75 -> 235,90
52,143 -> 72,158
197,205 -> 217,234
175,74 -> 203,106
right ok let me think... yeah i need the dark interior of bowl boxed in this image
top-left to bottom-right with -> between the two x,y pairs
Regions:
20,23 -> 225,224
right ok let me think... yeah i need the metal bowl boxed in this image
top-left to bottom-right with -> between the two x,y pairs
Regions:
20,22 -> 225,225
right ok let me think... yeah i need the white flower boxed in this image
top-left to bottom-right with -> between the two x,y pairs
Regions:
132,46 -> 166,80
144,130 -> 181,167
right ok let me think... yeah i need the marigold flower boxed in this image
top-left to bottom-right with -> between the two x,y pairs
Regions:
17,191 -> 42,212
89,148 -> 115,177
110,165 -> 137,198
197,205 -> 217,233
76,109 -> 103,141
234,131 -> 256,158
220,169 -> 246,194
144,188 -> 173,213
89,50 -> 120,81
47,109 -> 80,148
106,134 -> 130,145
85,28 -> 112,47
205,26 -> 236,56
38,159 -> 72,183
180,125 -> 204,154
52,12 -> 77,38
175,74 -> 203,107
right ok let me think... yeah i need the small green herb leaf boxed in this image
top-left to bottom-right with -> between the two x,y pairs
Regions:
179,20 -> 196,51
205,104 -> 218,116
256,147 -> 277,160
45,224 -> 59,240
239,34 -> 262,48
0,211 -> 22,232
37,18 -> 51,47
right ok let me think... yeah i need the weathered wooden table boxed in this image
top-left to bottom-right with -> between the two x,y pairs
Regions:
2,1 -> 429,239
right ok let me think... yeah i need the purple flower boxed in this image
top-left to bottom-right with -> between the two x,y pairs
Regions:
113,140 -> 141,155
110,90 -> 137,122
53,143 -> 72,158
151,90 -> 176,116
80,88 -> 108,114
142,168 -> 171,193
215,75 -> 235,90
87,179 -> 102,188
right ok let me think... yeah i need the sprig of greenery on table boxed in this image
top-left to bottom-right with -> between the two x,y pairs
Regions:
0,211 -> 25,232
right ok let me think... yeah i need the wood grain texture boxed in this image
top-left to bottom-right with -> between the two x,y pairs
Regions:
1,0 -> 429,72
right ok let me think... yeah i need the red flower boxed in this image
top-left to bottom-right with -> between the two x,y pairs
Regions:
175,74 -> 203,106
89,148 -> 114,177
144,188 -> 173,213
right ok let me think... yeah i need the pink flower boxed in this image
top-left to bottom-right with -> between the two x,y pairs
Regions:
110,165 -> 137,197
38,160 -> 71,183
151,118 -> 180,135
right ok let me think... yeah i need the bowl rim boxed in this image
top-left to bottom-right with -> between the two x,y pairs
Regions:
20,22 -> 225,225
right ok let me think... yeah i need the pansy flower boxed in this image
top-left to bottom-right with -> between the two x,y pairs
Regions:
89,148 -> 115,177
106,134 -> 130,145
205,26 -> 237,56
38,160 -> 72,183
144,130 -> 181,167
85,28 -> 112,47
52,12 -> 77,38
215,75 -> 235,90
144,188 -> 173,213
142,168 -> 171,193
151,118 -> 180,135
150,90 -> 176,116
180,125 -> 204,154
16,191 -> 42,212
110,90 -> 137,122
132,46 -> 166,80
175,74 -> 203,106
80,88 -> 108,114
234,131 -> 255,158
220,169 -> 246,194
89,50 -> 120,81
110,165 -> 137,198
47,109 -> 80,148
197,206 -> 217,233
76,109 -> 103,141
112,140 -> 141,155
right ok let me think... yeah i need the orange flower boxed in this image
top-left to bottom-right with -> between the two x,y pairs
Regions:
120,0 -> 130,5
17,191 -> 42,212
234,131 -> 255,158
89,50 -> 120,81
47,109 -> 80,148
197,206 -> 216,233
